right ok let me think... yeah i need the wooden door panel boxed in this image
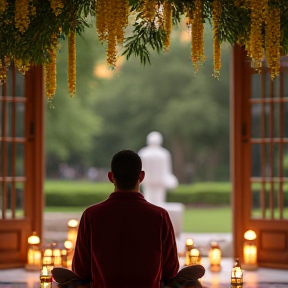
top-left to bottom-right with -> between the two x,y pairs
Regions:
232,45 -> 288,269
0,66 -> 44,268
0,219 -> 31,268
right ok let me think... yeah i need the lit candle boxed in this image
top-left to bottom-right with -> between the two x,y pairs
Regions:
243,230 -> 257,270
185,238 -> 194,266
40,263 -> 53,288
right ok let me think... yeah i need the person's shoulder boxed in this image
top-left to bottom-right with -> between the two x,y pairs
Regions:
143,201 -> 169,215
83,198 -> 110,214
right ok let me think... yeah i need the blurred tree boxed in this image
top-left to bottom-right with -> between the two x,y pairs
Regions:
45,24 -> 231,182
92,27 -> 231,182
45,27 -> 104,177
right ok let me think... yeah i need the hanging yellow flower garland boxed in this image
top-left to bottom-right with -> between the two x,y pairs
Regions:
142,0 -> 156,22
212,0 -> 221,79
163,1 -> 173,52
265,7 -> 281,80
248,0 -> 267,72
50,0 -> 64,16
188,0 -> 205,73
68,30 -> 76,97
0,0 -> 7,15
44,35 -> 58,100
15,0 -> 30,33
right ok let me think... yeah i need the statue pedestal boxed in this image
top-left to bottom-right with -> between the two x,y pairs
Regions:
159,202 -> 184,238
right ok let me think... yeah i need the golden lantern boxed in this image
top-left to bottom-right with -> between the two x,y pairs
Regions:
64,239 -> 73,269
231,258 -> 243,287
42,246 -> 54,266
53,247 -> 62,267
242,230 -> 257,270
61,249 -> 68,268
25,232 -> 41,270
40,261 -> 54,288
190,248 -> 201,265
67,219 -> 79,244
209,241 -> 221,272
185,238 -> 194,266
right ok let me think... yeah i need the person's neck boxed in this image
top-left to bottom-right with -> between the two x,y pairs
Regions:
114,185 -> 140,192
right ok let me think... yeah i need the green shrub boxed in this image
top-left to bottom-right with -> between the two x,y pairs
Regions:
44,180 -> 232,207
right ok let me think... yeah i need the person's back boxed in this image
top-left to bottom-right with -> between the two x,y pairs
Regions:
72,150 -> 179,288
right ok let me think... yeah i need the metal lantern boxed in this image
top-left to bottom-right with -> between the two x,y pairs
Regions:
185,238 -> 194,266
243,230 -> 257,270
209,241 -> 221,272
64,240 -> 73,269
26,232 -> 41,270
40,261 -> 54,288
67,219 -> 79,244
190,248 -> 201,265
231,258 -> 243,287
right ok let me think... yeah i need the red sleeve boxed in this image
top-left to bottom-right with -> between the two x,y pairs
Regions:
161,211 -> 179,281
72,211 -> 92,281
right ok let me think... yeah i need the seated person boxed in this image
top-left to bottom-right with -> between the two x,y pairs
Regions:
52,150 -> 204,288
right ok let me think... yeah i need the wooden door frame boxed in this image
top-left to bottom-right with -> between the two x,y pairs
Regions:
25,65 -> 45,239
231,44 -> 252,261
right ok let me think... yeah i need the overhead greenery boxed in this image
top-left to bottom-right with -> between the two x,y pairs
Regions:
0,0 -> 288,89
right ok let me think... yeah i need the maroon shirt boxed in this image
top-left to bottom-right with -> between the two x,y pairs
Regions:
72,191 -> 179,288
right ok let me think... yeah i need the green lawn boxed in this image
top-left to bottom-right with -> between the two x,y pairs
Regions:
183,206 -> 232,232
45,205 -> 232,233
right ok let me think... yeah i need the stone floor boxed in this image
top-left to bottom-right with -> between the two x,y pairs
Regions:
0,212 -> 287,288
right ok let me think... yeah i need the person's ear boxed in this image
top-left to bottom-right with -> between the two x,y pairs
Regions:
139,171 -> 145,183
108,171 -> 114,183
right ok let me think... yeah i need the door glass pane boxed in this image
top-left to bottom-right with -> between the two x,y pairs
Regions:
6,101 -> 12,137
251,144 -> 261,177
16,102 -> 25,137
284,103 -> 288,137
251,104 -> 261,138
283,70 -> 288,97
273,143 -> 280,177
284,182 -> 288,219
273,103 -> 280,138
16,143 -> 24,176
15,70 -> 24,97
283,144 -> 288,178
272,75 -> 280,98
251,74 -> 261,99
15,182 -> 24,218
6,67 -> 12,96
7,142 -> 24,176
5,182 -> 24,219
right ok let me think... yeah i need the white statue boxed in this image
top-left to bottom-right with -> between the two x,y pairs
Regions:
138,131 -> 178,205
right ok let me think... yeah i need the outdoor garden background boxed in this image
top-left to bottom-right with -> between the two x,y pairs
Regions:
44,24 -> 232,233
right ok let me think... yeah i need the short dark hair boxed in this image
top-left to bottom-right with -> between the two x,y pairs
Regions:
111,150 -> 142,190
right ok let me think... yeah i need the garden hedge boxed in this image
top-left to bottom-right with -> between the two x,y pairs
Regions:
44,181 -> 232,207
